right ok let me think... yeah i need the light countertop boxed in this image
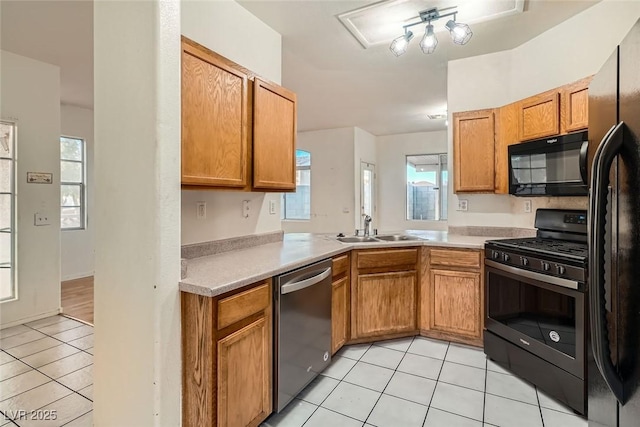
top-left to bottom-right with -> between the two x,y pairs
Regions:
179,231 -> 499,297
180,230 -> 504,297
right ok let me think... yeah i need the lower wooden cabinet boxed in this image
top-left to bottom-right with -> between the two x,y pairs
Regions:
350,248 -> 419,340
331,276 -> 349,354
331,254 -> 350,354
182,280 -> 272,427
428,269 -> 482,339
421,247 -> 484,346
354,271 -> 416,338
218,316 -> 271,427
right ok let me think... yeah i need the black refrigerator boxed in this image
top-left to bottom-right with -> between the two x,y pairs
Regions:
588,18 -> 640,427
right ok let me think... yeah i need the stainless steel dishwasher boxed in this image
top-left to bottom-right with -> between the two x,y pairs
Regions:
274,258 -> 332,413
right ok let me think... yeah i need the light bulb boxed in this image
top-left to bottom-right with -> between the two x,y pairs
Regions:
389,31 -> 414,56
419,24 -> 438,54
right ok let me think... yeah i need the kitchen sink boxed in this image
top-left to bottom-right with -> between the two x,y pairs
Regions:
375,234 -> 424,242
336,236 -> 380,243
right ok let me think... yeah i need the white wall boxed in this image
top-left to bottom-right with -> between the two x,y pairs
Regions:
447,0 -> 640,228
377,130 -> 448,232
1,51 -> 61,326
180,0 -> 283,245
60,104 -> 94,281
93,1 -> 180,425
282,127 -> 356,234
354,127 -> 377,229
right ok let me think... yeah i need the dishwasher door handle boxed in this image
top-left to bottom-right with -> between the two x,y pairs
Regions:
281,267 -> 332,295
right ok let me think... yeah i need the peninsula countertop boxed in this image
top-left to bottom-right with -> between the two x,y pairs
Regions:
179,231 -> 499,297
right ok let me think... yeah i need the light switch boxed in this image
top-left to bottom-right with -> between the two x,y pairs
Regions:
269,200 -> 276,215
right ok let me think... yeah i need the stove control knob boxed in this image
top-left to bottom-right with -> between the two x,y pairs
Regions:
542,262 -> 551,271
503,253 -> 511,262
520,257 -> 530,266
492,250 -> 500,260
556,265 -> 566,275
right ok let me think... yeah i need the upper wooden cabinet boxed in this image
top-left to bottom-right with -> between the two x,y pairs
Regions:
454,75 -> 592,194
517,76 -> 593,142
453,109 -> 496,193
494,102 -> 519,194
253,78 -> 296,191
181,36 -> 297,192
181,39 -> 249,188
518,90 -> 560,141
561,76 -> 592,134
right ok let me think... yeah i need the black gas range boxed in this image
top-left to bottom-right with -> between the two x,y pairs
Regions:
483,209 -> 588,415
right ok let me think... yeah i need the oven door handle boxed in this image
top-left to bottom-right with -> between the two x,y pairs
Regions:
589,121 -> 626,404
485,260 -> 580,290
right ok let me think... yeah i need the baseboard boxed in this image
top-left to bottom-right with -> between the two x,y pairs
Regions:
1,308 -> 62,329
61,272 -> 94,282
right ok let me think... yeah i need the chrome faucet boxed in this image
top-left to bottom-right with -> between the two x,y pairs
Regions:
363,214 -> 372,237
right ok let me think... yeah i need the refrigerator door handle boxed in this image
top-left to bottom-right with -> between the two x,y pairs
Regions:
589,121 -> 626,404
580,140 -> 589,184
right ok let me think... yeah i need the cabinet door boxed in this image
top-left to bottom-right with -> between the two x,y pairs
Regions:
561,76 -> 592,134
331,276 -> 349,354
353,271 -> 416,338
518,91 -> 560,141
253,78 -> 296,191
181,39 -> 249,188
218,316 -> 271,427
453,110 -> 496,192
428,269 -> 482,339
494,102 -> 519,194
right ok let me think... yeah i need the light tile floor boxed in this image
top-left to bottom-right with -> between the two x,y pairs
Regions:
263,336 -> 587,427
0,316 -> 93,426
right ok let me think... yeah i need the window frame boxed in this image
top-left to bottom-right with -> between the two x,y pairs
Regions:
282,150 -> 311,221
60,136 -> 87,231
405,153 -> 448,222
1,120 -> 17,303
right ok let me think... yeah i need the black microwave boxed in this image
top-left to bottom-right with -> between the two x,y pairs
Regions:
508,131 -> 588,196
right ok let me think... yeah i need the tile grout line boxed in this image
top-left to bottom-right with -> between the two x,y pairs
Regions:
0,317 -> 94,427
421,340 -> 450,426
300,343 -> 372,427
362,336 -> 420,426
482,358 -> 488,425
536,386 -> 546,427
60,410 -> 92,427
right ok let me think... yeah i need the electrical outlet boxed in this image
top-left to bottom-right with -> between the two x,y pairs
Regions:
34,212 -> 50,226
269,200 -> 276,215
196,202 -> 206,219
242,200 -> 250,218
458,199 -> 468,211
524,200 -> 532,213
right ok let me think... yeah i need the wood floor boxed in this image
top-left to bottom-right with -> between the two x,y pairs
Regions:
61,276 -> 94,324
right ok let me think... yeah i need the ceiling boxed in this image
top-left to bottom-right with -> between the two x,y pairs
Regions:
0,1 -> 599,135
238,0 -> 600,135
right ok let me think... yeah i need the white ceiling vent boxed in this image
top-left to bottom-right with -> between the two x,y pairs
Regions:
337,0 -> 525,49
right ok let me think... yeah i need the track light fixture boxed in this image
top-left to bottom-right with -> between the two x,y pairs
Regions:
389,6 -> 472,56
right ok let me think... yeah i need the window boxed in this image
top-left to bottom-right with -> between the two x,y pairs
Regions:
1,121 -> 17,302
282,150 -> 311,220
60,136 -> 86,230
406,154 -> 448,221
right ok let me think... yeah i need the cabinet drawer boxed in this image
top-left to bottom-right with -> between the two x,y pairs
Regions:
429,249 -> 480,269
332,254 -> 350,279
217,281 -> 270,330
357,249 -> 418,270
